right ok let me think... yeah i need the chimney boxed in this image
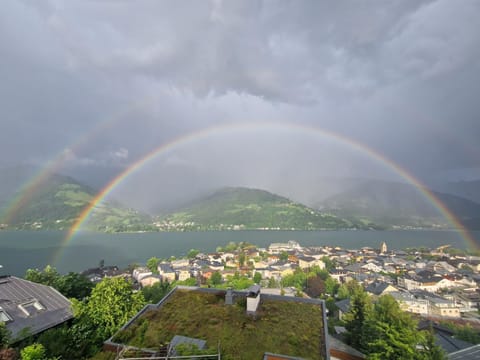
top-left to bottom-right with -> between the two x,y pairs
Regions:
225,288 -> 233,305
246,285 -> 261,315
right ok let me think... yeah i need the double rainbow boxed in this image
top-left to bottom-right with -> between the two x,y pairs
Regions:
53,122 -> 477,264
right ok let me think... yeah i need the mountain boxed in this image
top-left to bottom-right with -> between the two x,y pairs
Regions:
317,180 -> 480,229
440,180 -> 480,204
0,168 -> 155,232
155,187 -> 372,231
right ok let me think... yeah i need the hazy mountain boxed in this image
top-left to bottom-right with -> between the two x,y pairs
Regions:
318,180 -> 480,229
0,167 -> 154,231
440,180 -> 480,204
156,187 -> 372,231
0,165 -> 39,205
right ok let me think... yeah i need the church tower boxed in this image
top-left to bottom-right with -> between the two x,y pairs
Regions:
380,241 -> 387,254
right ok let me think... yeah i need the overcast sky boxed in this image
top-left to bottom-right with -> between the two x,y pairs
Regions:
1,0 -> 480,210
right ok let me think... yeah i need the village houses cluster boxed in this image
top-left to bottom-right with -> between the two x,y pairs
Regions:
130,240 -> 480,320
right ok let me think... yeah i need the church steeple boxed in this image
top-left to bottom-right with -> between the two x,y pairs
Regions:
380,241 -> 387,254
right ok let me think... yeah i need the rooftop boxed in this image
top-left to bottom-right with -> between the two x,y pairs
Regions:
109,286 -> 328,359
449,344 -> 480,359
0,275 -> 73,340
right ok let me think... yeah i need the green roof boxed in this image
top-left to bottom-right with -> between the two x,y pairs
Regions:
110,287 -> 327,360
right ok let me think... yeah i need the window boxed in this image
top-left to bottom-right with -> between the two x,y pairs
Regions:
18,300 -> 45,316
0,309 -> 12,323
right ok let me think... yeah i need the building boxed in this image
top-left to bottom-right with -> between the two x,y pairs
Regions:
0,275 -> 73,341
139,275 -> 161,287
365,281 -> 398,297
298,256 -> 325,271
428,296 -> 461,318
389,291 -> 429,315
157,263 -> 176,283
268,241 -> 302,254
379,242 -> 387,254
105,286 -> 330,359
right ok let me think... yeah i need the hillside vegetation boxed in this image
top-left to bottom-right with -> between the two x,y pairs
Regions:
156,187 -> 369,230
1,173 -> 155,232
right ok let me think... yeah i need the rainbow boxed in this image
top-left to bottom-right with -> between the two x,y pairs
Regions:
0,97 -> 158,225
55,122 -> 476,263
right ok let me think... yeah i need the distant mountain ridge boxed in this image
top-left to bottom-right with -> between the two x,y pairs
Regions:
317,180 -> 480,229
155,187 -> 375,231
0,167 -> 155,232
441,180 -> 480,204
2,166 -> 479,232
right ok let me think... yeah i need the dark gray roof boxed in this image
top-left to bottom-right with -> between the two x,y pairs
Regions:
437,332 -> 474,354
449,344 -> 480,359
365,281 -> 393,296
329,335 -> 366,359
344,263 -> 363,273
158,264 -> 174,273
0,276 -> 72,340
298,256 -> 315,262
168,335 -> 206,356
335,298 -> 350,313
418,320 -> 474,354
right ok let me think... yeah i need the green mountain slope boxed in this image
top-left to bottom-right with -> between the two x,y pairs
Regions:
156,187 -> 364,230
318,180 -> 480,229
0,171 -> 155,232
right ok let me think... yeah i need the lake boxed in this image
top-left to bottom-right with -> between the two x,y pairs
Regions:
1,230 -> 479,276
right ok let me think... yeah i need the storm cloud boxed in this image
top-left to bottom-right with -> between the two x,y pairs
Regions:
1,0 -> 480,209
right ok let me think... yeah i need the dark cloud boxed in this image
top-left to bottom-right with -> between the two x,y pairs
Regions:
1,0 -> 479,207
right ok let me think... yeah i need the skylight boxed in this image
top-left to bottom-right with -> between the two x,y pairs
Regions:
18,300 -> 45,316
0,308 -> 12,323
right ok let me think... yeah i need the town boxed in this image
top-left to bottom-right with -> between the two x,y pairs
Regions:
93,240 -> 480,358
126,240 -> 480,321
3,240 -> 480,359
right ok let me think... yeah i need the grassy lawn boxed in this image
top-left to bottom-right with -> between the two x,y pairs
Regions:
112,289 -> 326,360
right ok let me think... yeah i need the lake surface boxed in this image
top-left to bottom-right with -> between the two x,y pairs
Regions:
1,230 -> 479,276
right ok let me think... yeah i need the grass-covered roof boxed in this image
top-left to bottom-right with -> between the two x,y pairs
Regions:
111,288 -> 327,360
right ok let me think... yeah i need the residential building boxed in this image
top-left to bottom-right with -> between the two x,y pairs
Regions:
0,275 -> 73,341
105,286 -> 329,359
389,291 -> 429,315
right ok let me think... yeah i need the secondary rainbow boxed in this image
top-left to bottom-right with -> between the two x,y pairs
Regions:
57,122 -> 477,264
0,97 -> 158,226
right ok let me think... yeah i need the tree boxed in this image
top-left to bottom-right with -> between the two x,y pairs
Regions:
321,256 -> 335,271
25,266 -> 60,287
324,277 -> 339,296
305,276 -> 325,298
55,272 -> 93,300
82,277 -> 145,338
36,326 -> 80,360
279,251 -> 289,261
238,252 -> 246,267
268,277 -> 279,288
344,282 -> 373,353
25,267 -> 92,300
281,267 -> 307,289
367,295 -> 422,360
20,343 -> 46,360
417,325 -> 447,360
141,282 -> 172,304
253,272 -> 262,284
146,257 -> 160,274
210,271 -> 222,286
0,323 -> 10,348
187,249 -> 200,259
452,323 -> 480,344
